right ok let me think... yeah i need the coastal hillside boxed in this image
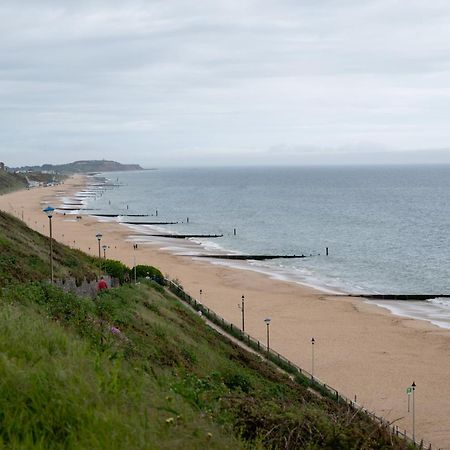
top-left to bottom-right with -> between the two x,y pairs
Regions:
14,159 -> 143,174
0,211 -> 99,285
0,170 -> 26,194
0,211 -> 412,449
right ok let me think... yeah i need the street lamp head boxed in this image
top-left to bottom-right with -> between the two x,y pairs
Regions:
102,244 -> 107,250
43,206 -> 55,218
264,317 -> 271,324
412,381 -> 416,389
96,232 -> 102,240
311,337 -> 315,344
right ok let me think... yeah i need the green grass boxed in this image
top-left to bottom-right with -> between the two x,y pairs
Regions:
0,211 -> 100,285
0,210 -> 413,449
0,302 -> 238,450
0,280 -> 412,449
0,283 -> 245,450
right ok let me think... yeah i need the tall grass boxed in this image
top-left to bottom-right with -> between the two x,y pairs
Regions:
0,211 -> 100,286
0,297 -> 240,449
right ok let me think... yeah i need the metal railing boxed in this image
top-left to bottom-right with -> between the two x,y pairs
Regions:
165,278 -> 436,450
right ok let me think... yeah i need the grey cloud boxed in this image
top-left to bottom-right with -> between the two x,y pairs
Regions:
1,0 -> 450,166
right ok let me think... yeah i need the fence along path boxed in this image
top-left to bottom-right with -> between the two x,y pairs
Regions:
165,279 -> 436,450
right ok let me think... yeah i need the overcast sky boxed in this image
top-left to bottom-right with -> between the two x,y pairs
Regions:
2,0 -> 450,167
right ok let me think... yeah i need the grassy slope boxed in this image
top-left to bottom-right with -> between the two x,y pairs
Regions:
0,171 -> 26,194
0,211 -> 412,449
0,211 -> 99,285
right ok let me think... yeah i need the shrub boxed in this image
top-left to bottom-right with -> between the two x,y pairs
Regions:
102,259 -> 130,284
133,265 -> 164,285
223,371 -> 252,393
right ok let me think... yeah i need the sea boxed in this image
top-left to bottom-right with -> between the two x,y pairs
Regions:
67,165 -> 450,329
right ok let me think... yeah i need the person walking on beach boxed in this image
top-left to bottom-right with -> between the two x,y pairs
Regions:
97,276 -> 108,291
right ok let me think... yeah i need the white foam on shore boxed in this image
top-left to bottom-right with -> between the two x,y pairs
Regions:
189,238 -> 241,254
95,216 -> 118,223
427,297 -> 450,307
187,256 -> 343,295
370,299 -> 450,330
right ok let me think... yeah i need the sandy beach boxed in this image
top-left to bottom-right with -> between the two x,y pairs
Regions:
1,175 -> 449,449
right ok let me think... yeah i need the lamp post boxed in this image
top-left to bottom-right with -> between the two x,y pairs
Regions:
43,206 -> 55,283
241,295 -> 245,332
411,381 -> 416,442
102,244 -> 107,259
96,233 -> 102,258
264,318 -> 271,352
311,337 -> 315,378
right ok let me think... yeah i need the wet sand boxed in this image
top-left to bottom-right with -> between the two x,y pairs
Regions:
1,175 -> 449,448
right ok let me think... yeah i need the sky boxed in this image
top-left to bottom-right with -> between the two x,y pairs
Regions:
2,0 -> 450,167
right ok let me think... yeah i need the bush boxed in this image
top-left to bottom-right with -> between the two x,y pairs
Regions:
102,259 -> 130,284
223,371 -> 252,393
133,265 -> 164,285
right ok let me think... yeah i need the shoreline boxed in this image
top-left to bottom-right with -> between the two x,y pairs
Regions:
95,186 -> 450,332
110,223 -> 347,297
1,174 -> 450,448
373,298 -> 450,331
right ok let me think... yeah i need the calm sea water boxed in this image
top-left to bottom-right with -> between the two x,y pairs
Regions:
77,166 -> 450,327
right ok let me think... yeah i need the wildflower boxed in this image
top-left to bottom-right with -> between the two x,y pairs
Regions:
165,417 -> 174,424
207,432 -> 213,439
110,326 -> 121,335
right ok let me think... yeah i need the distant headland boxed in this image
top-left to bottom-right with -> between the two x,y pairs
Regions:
11,159 -> 144,174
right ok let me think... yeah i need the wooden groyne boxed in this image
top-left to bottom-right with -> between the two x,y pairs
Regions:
123,221 -> 179,225
92,214 -> 150,218
122,214 -> 149,217
352,294 -> 450,301
132,233 -> 223,239
191,254 -> 309,261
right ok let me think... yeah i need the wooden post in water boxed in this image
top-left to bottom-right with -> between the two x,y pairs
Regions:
326,247 -> 329,256
233,228 -> 237,236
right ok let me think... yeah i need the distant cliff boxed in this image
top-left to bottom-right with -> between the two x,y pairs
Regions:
15,160 -> 143,174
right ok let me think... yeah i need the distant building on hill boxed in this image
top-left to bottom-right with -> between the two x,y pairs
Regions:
0,162 -> 5,171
